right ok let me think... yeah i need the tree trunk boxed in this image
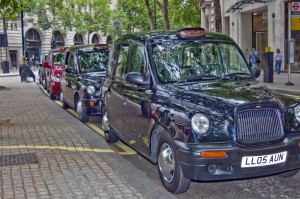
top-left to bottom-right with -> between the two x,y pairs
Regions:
213,0 -> 222,32
157,0 -> 170,30
144,0 -> 155,31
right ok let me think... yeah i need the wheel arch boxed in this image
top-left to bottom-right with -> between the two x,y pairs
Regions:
150,124 -> 169,163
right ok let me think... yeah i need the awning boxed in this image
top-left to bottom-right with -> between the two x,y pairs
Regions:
226,0 -> 268,13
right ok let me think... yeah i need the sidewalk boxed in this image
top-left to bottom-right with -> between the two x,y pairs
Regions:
0,75 -> 177,199
256,71 -> 300,95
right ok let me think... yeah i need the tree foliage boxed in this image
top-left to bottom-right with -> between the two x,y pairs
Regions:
30,0 -> 111,36
114,0 -> 201,33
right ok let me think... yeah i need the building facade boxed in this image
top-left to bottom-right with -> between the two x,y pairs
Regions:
0,8 -> 115,69
201,0 -> 296,71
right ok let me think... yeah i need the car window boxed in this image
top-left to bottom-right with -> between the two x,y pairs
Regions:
129,44 -> 146,74
78,51 -> 108,73
53,52 -> 65,65
115,45 -> 129,79
68,53 -> 76,70
152,41 -> 251,83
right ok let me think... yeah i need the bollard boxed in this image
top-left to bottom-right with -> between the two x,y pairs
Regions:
263,52 -> 274,83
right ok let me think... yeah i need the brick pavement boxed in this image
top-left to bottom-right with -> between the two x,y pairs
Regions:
0,76 -> 159,199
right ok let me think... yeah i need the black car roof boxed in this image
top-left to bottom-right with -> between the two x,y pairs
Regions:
67,44 -> 110,52
114,29 -> 235,44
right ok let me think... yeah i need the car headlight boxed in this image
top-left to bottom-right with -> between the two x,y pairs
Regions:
295,105 -> 300,122
191,113 -> 210,135
51,76 -> 60,82
87,85 -> 96,95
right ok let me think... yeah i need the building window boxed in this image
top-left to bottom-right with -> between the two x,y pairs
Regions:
74,34 -> 84,45
26,29 -> 40,41
53,31 -> 65,47
92,34 -> 99,44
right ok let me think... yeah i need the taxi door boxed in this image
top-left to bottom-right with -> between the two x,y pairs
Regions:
122,43 -> 152,155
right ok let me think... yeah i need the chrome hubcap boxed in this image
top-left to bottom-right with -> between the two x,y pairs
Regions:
60,92 -> 63,102
158,143 -> 175,183
77,100 -> 82,113
102,112 -> 109,132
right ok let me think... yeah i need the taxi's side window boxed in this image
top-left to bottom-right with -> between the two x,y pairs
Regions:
129,44 -> 146,74
69,53 -> 76,70
115,45 -> 129,79
65,52 -> 76,73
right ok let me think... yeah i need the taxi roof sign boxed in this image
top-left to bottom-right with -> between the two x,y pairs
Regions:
177,28 -> 206,39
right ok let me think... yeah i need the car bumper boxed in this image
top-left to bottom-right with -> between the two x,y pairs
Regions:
175,135 -> 300,181
81,97 -> 101,116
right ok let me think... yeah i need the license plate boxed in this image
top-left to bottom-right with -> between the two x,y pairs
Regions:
241,151 -> 287,168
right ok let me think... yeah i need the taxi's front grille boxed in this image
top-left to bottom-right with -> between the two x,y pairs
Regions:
236,107 -> 284,144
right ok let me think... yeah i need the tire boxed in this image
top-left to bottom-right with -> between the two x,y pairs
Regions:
157,132 -> 191,194
102,108 -> 118,143
43,79 -> 47,90
278,169 -> 300,178
50,93 -> 56,100
76,97 -> 89,123
60,93 -> 69,109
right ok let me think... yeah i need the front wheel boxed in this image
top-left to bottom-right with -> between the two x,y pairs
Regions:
76,98 -> 89,123
157,133 -> 191,194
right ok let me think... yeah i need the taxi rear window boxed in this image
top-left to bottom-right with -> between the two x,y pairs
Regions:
53,52 -> 65,65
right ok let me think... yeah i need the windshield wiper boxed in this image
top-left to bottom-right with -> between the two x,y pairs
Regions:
222,72 -> 253,80
178,75 -> 220,83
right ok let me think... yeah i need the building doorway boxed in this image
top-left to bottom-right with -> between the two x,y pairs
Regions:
9,50 -> 18,68
252,12 -> 268,68
25,29 -> 41,68
256,32 -> 268,68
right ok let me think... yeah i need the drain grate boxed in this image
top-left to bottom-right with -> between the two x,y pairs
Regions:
0,153 -> 39,166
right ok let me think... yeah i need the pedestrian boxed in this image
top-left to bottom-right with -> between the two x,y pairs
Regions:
249,47 -> 259,70
274,48 -> 283,74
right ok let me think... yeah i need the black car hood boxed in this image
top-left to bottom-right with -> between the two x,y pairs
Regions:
159,80 -> 283,115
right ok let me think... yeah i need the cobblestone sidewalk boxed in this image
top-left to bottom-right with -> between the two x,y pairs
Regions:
0,76 -> 144,199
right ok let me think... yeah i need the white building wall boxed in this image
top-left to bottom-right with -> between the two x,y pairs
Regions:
222,0 -> 286,67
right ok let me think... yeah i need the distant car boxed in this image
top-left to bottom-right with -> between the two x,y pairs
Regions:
38,53 -> 48,86
101,27 -> 300,194
60,44 -> 110,122
43,48 -> 67,100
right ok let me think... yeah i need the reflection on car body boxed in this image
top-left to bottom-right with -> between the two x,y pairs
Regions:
61,44 -> 110,123
101,28 -> 300,194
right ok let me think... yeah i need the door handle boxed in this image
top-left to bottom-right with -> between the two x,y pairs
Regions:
123,98 -> 127,106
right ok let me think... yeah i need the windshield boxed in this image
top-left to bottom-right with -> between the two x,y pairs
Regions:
152,41 -> 252,83
53,52 -> 65,66
78,51 -> 109,73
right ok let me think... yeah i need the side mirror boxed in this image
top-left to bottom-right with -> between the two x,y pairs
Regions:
42,61 -> 50,68
126,72 -> 148,86
65,67 -> 75,74
252,67 -> 261,78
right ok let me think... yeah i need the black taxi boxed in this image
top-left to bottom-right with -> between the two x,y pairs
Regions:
61,44 -> 109,122
101,28 -> 300,193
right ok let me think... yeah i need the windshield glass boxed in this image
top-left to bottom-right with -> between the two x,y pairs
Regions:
53,52 -> 65,66
152,41 -> 251,83
78,51 -> 109,73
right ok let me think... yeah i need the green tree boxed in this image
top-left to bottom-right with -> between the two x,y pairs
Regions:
32,0 -> 111,38
169,0 -> 201,30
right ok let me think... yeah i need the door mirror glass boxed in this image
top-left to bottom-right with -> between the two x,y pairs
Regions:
126,72 -> 148,85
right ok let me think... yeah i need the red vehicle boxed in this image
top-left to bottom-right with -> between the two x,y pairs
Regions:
43,48 -> 67,100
